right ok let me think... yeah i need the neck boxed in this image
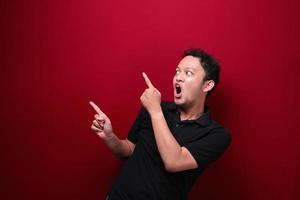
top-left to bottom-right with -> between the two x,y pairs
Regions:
179,97 -> 206,120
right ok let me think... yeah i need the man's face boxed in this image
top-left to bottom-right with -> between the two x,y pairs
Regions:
173,56 -> 207,107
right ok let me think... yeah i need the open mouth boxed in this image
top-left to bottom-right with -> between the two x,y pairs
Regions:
175,84 -> 182,94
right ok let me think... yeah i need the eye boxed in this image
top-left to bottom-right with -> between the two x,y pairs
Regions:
175,69 -> 180,75
186,71 -> 193,76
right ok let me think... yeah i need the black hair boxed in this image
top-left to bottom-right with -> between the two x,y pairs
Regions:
183,48 -> 220,96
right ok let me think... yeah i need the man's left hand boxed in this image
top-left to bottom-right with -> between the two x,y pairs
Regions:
140,72 -> 162,115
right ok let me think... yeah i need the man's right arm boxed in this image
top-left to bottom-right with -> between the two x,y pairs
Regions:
89,101 -> 135,159
101,135 -> 135,159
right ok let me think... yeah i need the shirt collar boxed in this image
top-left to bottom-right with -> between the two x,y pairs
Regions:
166,102 -> 211,126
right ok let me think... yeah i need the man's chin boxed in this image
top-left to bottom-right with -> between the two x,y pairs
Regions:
174,98 -> 184,106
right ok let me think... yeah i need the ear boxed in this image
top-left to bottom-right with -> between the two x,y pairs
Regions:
202,80 -> 215,93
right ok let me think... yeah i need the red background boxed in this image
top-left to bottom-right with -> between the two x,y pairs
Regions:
1,0 -> 300,199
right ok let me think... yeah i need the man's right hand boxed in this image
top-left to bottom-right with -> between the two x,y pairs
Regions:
89,101 -> 113,139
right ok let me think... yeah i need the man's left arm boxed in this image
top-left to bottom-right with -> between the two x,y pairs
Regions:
140,73 -> 198,172
150,111 -> 198,172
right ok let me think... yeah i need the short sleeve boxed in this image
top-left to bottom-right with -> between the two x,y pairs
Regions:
184,128 -> 231,168
127,107 -> 148,144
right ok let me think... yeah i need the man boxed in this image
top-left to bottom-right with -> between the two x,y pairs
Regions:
90,48 -> 231,199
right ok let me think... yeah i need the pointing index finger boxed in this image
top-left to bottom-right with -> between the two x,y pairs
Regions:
89,101 -> 103,115
142,72 -> 154,89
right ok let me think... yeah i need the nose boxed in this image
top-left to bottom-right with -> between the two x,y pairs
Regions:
176,71 -> 184,82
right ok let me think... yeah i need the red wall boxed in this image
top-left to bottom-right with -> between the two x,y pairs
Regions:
1,0 -> 300,199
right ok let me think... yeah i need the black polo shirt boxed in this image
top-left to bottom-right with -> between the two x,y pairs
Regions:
109,102 -> 231,200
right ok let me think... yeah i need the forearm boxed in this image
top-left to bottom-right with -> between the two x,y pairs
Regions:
103,133 -> 133,159
150,110 -> 182,170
